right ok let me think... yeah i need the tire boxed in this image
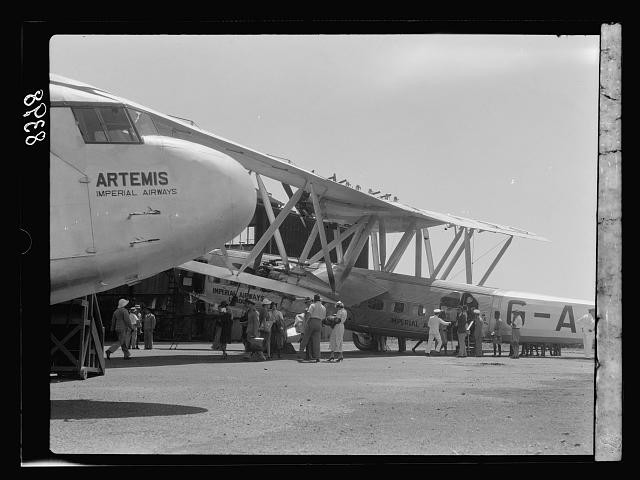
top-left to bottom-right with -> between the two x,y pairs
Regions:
352,332 -> 377,351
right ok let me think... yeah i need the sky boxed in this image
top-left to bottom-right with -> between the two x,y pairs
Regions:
50,34 -> 599,301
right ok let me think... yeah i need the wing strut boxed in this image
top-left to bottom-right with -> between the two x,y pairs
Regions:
339,216 -> 375,288
415,228 -> 422,277
281,182 -> 307,228
237,182 -> 306,276
334,227 -> 344,263
307,216 -> 367,265
478,235 -> 513,286
298,222 -> 318,265
256,173 -> 290,273
384,222 -> 417,273
441,228 -> 475,281
378,219 -> 387,269
422,228 -> 435,276
370,231 -> 381,271
309,183 -> 336,293
430,227 -> 464,280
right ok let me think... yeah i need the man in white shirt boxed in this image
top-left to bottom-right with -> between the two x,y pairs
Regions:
576,308 -> 596,359
300,294 -> 326,362
426,309 -> 451,356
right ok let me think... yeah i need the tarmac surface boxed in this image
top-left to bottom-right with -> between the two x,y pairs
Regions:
49,340 -> 595,459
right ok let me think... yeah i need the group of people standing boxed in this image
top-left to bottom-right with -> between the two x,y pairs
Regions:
411,307 -> 523,359
105,299 -> 156,360
239,297 -> 287,361
294,295 -> 346,363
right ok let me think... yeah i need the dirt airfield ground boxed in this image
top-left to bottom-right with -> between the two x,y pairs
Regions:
49,340 -> 595,459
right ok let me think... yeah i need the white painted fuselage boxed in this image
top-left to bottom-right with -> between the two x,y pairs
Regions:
341,268 -> 593,345
50,75 -> 256,304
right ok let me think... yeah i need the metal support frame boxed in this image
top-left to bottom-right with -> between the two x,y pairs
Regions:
238,182 -> 306,275
370,232 -> 380,271
464,228 -> 474,284
340,216 -> 376,287
384,222 -> 417,273
256,173 -> 290,272
309,183 -> 336,293
378,219 -> 387,269
341,220 -> 367,266
334,228 -> 344,263
308,217 -> 367,265
422,228 -> 435,277
50,294 -> 105,380
430,228 -> 464,280
415,229 -> 422,277
441,228 -> 475,281
298,221 -> 318,265
478,235 -> 513,286
281,182 -> 307,227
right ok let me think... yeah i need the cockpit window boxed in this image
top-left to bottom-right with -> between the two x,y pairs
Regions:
150,116 -> 175,137
72,106 -> 141,144
126,109 -> 158,136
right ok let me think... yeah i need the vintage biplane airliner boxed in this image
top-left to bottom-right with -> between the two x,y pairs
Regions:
128,95 -> 595,352
49,74 -> 256,305
50,74 -> 593,361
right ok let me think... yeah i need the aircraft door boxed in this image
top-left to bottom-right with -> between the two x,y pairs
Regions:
50,152 -> 95,259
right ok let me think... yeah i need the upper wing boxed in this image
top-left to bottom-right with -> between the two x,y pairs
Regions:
52,74 -> 547,241
176,123 -> 548,240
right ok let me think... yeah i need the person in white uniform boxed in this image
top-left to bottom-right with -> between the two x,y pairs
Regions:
576,308 -> 596,358
426,309 -> 452,356
329,301 -> 347,362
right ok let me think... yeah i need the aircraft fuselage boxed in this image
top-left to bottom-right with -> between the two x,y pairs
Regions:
50,76 -> 256,304
342,268 -> 593,345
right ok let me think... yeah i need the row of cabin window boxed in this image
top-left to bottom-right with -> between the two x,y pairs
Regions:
71,106 -> 181,144
367,298 -> 429,316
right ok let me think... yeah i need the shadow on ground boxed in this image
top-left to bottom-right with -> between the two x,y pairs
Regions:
97,349 -> 448,368
50,399 -> 208,420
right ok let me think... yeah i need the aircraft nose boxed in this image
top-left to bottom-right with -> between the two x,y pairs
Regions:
163,139 -> 256,254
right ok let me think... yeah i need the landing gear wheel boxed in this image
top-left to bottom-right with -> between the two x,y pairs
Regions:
352,332 -> 377,351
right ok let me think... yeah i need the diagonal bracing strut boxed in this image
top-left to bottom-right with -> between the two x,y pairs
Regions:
237,182 -> 307,276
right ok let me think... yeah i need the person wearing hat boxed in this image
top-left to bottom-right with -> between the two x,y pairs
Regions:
244,300 -> 266,361
105,299 -> 134,360
437,310 -> 450,354
328,301 -> 347,362
510,311 -> 524,359
456,306 -> 470,357
576,307 -> 596,359
269,301 -> 286,359
296,297 -> 313,360
471,309 -> 484,357
300,294 -> 326,362
128,305 -> 142,349
142,307 -> 156,350
259,298 -> 274,359
490,310 -> 504,357
426,308 -> 452,356
212,302 -> 233,359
